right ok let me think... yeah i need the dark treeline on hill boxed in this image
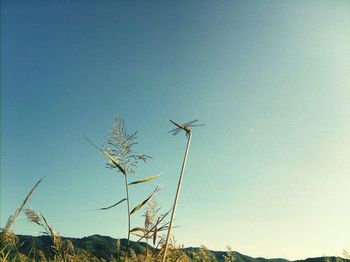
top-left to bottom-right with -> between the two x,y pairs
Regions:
11,234 -> 350,262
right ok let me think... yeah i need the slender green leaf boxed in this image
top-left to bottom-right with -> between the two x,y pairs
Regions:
97,198 -> 127,210
40,213 -> 55,239
84,135 -> 126,175
128,174 -> 160,186
101,150 -> 126,175
130,186 -> 161,215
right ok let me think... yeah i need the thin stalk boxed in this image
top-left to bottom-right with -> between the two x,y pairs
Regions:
162,131 -> 192,262
3,178 -> 44,233
123,173 -> 131,262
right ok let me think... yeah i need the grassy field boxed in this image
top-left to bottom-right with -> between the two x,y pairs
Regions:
2,116 -> 348,262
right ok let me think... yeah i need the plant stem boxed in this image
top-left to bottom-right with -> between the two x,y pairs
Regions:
162,131 -> 192,262
123,174 -> 131,262
3,178 -> 44,234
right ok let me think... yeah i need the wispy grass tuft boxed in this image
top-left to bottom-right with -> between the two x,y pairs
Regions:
2,178 -> 44,234
0,178 -> 44,261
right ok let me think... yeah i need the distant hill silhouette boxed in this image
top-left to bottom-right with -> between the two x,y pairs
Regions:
14,234 -> 349,262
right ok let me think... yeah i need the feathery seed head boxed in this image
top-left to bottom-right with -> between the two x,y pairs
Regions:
103,115 -> 151,174
24,209 -> 42,225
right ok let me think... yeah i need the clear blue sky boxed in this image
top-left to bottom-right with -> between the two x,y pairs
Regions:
1,1 -> 350,260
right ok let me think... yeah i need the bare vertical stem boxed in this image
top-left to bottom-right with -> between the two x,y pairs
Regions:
123,174 -> 131,262
162,131 -> 192,262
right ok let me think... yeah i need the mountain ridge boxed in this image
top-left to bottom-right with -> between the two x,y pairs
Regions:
13,234 -> 349,262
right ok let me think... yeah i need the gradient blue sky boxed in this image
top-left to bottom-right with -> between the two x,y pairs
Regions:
1,1 -> 350,260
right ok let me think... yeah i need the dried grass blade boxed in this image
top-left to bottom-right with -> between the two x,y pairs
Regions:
40,213 -> 56,243
128,174 -> 160,186
130,186 -> 161,215
132,209 -> 171,245
153,217 -> 160,246
96,198 -> 127,210
129,227 -> 149,233
101,149 -> 126,175
130,232 -> 152,239
84,135 -> 126,175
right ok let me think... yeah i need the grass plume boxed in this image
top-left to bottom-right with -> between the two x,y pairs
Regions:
2,178 -> 44,234
86,115 -> 160,261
